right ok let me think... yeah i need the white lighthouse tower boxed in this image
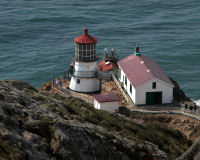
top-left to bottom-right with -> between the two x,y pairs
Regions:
69,28 -> 101,93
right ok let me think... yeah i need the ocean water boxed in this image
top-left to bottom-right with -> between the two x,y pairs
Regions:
0,0 -> 200,101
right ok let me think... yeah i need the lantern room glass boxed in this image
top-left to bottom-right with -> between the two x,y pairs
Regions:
75,43 -> 96,61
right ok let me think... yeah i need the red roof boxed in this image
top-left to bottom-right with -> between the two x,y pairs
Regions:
93,94 -> 120,103
97,61 -> 114,71
118,54 -> 174,88
74,28 -> 98,44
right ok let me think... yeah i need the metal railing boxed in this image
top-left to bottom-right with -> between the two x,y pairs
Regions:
73,70 -> 97,78
194,148 -> 200,160
98,70 -> 118,80
112,74 -> 135,108
73,56 -> 99,62
176,136 -> 200,160
53,83 -> 93,105
70,91 -> 94,104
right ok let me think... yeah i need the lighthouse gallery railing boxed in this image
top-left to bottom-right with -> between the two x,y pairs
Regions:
73,70 -> 98,78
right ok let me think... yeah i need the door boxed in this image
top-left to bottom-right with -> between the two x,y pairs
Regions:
146,92 -> 162,105
146,92 -> 154,105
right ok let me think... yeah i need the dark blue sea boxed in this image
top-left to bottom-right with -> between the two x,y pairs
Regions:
0,0 -> 200,102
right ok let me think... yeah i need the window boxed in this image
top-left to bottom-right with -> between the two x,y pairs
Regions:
152,82 -> 156,89
130,84 -> 132,94
77,79 -> 80,84
119,69 -> 121,79
83,44 -> 87,50
125,76 -> 127,86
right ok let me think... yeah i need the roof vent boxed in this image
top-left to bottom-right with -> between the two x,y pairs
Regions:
146,69 -> 150,72
140,61 -> 144,64
134,45 -> 141,56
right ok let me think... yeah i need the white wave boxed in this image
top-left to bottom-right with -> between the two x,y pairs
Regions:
194,99 -> 200,106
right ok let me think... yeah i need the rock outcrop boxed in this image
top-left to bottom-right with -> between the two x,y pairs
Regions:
169,77 -> 191,102
0,80 -> 191,160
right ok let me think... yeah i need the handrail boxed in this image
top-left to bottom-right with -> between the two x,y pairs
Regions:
194,148 -> 200,160
176,136 -> 200,160
53,84 -> 93,105
53,84 -> 71,96
112,74 -> 135,108
73,70 -> 97,78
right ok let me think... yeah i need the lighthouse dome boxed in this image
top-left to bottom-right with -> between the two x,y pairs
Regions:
74,28 -> 98,44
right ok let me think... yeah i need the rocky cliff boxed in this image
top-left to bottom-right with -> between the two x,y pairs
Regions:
0,80 -> 192,160
169,77 -> 191,102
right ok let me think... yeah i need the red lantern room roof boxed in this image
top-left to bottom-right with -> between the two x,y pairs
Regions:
74,28 -> 98,44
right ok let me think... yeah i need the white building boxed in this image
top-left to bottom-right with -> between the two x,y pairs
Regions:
69,28 -> 101,93
118,46 -> 174,105
93,94 -> 120,112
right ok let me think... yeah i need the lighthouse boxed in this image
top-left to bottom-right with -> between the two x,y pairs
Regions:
69,28 -> 101,93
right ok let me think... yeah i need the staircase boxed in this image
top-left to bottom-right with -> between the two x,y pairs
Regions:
112,74 -> 135,108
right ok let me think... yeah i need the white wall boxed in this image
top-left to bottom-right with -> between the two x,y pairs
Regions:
135,78 -> 173,105
94,99 -> 100,109
75,61 -> 97,72
119,66 -> 123,82
119,66 -> 136,103
94,99 -> 119,113
119,66 -> 173,105
69,77 -> 100,92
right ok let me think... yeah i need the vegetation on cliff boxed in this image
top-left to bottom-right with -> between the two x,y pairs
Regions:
0,80 -> 193,160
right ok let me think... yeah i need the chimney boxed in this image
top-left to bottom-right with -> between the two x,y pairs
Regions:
134,45 -> 141,56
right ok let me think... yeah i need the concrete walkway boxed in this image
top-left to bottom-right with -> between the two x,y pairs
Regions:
127,104 -> 200,121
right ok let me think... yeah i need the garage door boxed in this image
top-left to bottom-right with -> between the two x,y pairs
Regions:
146,92 -> 162,105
